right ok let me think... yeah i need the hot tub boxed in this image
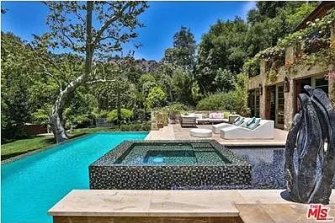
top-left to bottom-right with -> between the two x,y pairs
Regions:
89,140 -> 251,190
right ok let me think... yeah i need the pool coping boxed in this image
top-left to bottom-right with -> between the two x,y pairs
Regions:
1,131 -> 149,165
48,189 -> 335,221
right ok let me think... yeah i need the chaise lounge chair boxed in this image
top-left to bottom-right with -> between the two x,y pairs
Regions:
220,119 -> 274,140
212,116 -> 251,134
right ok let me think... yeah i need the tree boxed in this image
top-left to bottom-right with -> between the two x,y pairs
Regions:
156,63 -> 174,102
144,86 -> 167,110
171,67 -> 193,104
91,58 -> 140,126
1,33 -> 34,140
195,3 -> 316,95
195,17 -> 248,94
245,2 -> 316,56
40,2 -> 147,143
163,26 -> 196,71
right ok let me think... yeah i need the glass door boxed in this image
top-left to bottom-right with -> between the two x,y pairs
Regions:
276,84 -> 285,128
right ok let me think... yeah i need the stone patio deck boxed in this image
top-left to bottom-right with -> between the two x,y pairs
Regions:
145,124 -> 288,146
49,189 -> 335,223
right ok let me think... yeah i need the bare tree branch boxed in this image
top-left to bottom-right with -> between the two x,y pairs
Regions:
41,64 -> 63,91
99,35 -> 120,42
93,2 -> 131,45
60,28 -> 80,51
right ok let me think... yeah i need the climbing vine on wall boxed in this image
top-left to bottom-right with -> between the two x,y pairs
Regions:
255,9 -> 335,82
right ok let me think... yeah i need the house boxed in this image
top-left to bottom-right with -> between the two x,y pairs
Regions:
248,2 -> 335,130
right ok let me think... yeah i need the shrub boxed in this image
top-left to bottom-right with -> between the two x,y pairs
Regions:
72,114 -> 92,128
119,122 -> 150,131
167,102 -> 190,112
107,109 -> 133,123
160,102 -> 191,119
144,86 -> 167,110
196,92 -> 235,111
223,111 -> 230,119
94,110 -> 109,118
196,73 -> 250,116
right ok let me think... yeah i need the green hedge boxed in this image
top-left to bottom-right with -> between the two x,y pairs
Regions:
118,122 -> 151,131
196,92 -> 235,111
107,109 -> 133,122
196,91 -> 250,117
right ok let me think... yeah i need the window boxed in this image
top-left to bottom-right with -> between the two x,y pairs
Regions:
248,89 -> 260,117
314,77 -> 328,95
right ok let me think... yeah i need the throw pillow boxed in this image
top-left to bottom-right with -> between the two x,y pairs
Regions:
246,117 -> 256,126
248,118 -> 261,130
233,116 -> 240,124
235,117 -> 245,126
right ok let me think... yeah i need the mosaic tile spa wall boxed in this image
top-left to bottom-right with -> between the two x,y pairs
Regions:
89,140 -> 251,190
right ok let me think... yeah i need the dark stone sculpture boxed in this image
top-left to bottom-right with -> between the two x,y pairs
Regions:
285,85 -> 335,204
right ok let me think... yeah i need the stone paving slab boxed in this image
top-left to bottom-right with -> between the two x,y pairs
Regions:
49,190 -> 239,217
49,190 -> 153,217
145,124 -> 175,140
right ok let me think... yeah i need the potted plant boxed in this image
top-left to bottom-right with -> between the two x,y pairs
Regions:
156,113 -> 164,129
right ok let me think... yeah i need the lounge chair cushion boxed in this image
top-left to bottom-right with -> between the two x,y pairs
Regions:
248,118 -> 261,130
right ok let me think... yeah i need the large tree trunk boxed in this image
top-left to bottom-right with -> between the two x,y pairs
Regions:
117,90 -> 121,126
50,75 -> 87,143
50,110 -> 68,143
50,2 -> 94,144
169,87 -> 173,102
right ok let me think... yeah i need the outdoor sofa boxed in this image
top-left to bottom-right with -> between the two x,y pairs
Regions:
196,112 -> 227,124
180,116 -> 197,127
180,112 -> 236,127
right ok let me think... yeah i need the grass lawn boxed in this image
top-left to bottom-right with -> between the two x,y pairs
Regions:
1,127 -> 114,161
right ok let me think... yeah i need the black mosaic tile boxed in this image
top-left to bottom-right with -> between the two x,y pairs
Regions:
229,147 -> 335,190
89,140 -> 252,190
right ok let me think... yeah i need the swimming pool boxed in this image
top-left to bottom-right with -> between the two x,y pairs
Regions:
1,132 -> 147,223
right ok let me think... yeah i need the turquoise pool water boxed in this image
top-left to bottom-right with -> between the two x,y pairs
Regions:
1,132 -> 147,223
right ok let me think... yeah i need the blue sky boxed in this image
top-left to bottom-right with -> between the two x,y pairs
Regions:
1,1 -> 256,61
